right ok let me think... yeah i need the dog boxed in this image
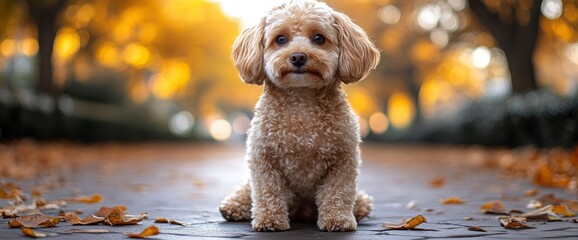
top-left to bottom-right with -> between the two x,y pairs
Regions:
219,0 -> 380,232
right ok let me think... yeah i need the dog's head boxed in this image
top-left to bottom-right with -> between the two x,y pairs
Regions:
232,0 -> 380,88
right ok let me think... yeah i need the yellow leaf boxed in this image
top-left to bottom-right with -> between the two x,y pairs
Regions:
383,215 -> 427,230
480,201 -> 506,214
69,194 -> 103,204
21,228 -> 56,238
125,225 -> 160,238
552,204 -> 576,217
441,197 -> 465,204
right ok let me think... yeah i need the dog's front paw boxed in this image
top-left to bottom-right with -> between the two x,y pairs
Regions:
252,216 -> 290,232
219,200 -> 251,222
318,214 -> 357,232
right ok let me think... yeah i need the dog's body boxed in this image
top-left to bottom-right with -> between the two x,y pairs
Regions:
219,0 -> 380,232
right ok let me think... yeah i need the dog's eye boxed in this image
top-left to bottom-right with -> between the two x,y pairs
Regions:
276,35 -> 288,45
312,34 -> 325,45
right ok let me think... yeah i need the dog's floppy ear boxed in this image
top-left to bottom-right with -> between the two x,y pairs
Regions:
232,17 -> 267,85
333,11 -> 380,84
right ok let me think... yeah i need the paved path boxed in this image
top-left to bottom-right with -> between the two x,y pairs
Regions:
1,142 -> 577,239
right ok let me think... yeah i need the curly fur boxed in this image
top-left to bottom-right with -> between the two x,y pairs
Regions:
220,0 -> 380,232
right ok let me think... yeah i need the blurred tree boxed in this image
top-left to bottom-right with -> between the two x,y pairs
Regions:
24,0 -> 67,95
468,0 -> 542,93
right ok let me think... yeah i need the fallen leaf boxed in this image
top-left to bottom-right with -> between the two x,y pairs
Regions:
34,197 -> 47,207
520,205 -> 562,221
523,213 -> 550,222
537,193 -> 563,205
525,189 -> 538,197
383,215 -> 427,230
441,197 -> 465,204
566,201 -> 578,212
103,208 -> 146,226
467,226 -> 486,232
480,201 -> 507,214
21,228 -> 57,238
463,216 -> 474,220
154,217 -> 188,226
429,178 -> 445,188
406,200 -> 417,209
552,204 -> 576,217
125,225 -> 160,238
526,200 -> 543,209
571,219 -> 577,223
8,214 -> 60,228
65,229 -> 111,234
2,211 -> 18,218
95,206 -> 127,218
68,194 -> 103,204
63,213 -> 104,225
499,216 -> 534,229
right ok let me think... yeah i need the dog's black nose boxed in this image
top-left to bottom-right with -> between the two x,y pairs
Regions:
290,52 -> 307,67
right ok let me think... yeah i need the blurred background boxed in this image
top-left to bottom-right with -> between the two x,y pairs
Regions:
0,0 -> 577,147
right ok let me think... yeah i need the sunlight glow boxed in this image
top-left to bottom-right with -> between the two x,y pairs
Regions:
417,4 -> 440,31
541,0 -> 563,20
54,28 -> 80,60
211,0 -> 284,28
471,46 -> 491,69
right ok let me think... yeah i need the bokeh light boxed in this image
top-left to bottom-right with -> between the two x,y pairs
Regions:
368,112 -> 389,134
387,92 -> 415,129
209,119 -> 232,141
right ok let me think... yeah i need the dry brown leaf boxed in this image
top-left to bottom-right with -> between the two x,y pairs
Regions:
103,208 -> 146,226
125,225 -> 160,238
525,189 -> 538,197
520,205 -> 562,222
429,178 -> 445,188
467,226 -> 486,232
383,215 -> 427,230
154,217 -> 188,226
65,229 -> 111,234
69,194 -> 103,204
524,213 -> 550,222
499,216 -> 534,229
480,201 -> 507,214
537,193 -> 564,205
2,211 -> 18,218
441,197 -> 465,204
566,200 -> 578,212
552,204 -> 576,217
21,227 -> 57,238
8,214 -> 60,228
63,213 -> 104,225
95,206 -> 127,218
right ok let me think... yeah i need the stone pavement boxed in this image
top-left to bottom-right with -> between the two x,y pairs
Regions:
1,143 -> 577,239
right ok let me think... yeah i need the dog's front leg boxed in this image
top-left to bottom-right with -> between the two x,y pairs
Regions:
250,156 -> 291,232
316,154 -> 358,232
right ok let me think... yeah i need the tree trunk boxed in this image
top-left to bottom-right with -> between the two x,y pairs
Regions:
25,0 -> 66,96
468,0 -> 542,94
